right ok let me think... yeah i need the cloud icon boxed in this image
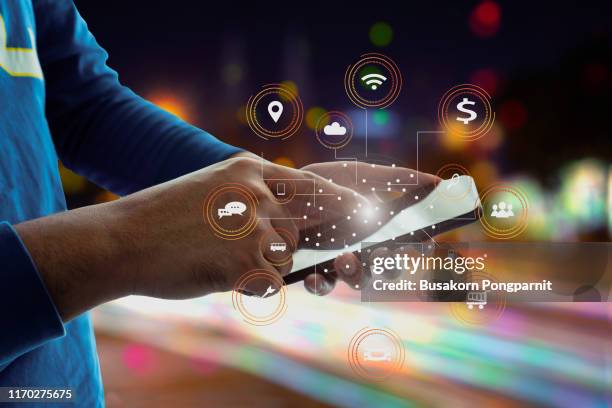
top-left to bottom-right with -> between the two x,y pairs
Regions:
323,122 -> 347,136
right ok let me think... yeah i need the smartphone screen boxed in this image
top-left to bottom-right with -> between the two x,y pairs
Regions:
284,176 -> 480,284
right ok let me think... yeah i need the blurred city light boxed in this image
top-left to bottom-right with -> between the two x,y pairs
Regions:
372,110 -> 390,126
559,159 -> 607,230
499,100 -> 528,130
608,165 -> 612,237
507,177 -> 550,240
273,157 -> 296,168
305,106 -> 327,130
222,62 -> 244,86
470,160 -> 499,189
122,343 -> 158,376
470,68 -> 500,96
469,1 -> 501,38
95,190 -> 119,203
369,22 -> 393,47
476,122 -> 504,152
279,80 -> 299,102
148,93 -> 190,121
440,122 -> 468,151
58,163 -> 88,194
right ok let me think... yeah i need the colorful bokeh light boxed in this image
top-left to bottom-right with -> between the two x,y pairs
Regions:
470,68 -> 500,95
559,159 -> 607,229
369,22 -> 393,47
58,163 -> 88,194
469,1 -> 501,38
372,110 -> 390,126
306,106 -> 327,130
148,93 -> 190,121
499,100 -> 528,130
222,62 -> 243,86
121,343 -> 158,375
273,156 -> 296,168
279,80 -> 299,102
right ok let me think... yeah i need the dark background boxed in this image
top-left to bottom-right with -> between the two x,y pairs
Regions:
67,0 -> 611,238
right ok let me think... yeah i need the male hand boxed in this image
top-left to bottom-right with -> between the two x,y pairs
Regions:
299,161 -> 439,295
16,157 -> 369,320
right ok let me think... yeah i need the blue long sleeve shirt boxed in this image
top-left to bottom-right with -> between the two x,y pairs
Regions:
0,1 -> 242,406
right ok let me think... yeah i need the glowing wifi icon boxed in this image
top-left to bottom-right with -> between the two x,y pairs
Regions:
360,73 -> 387,90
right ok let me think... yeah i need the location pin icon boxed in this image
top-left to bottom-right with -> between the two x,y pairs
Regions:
268,101 -> 283,123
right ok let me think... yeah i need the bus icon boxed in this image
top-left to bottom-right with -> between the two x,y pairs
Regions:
270,243 -> 287,252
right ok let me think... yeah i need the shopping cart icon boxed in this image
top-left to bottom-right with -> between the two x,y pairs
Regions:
466,291 -> 487,310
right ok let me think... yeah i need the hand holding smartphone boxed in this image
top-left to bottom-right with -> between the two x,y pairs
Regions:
284,175 -> 480,285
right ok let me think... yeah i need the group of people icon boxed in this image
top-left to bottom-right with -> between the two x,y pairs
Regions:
491,201 -> 514,218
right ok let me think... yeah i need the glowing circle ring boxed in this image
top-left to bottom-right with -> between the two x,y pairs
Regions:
203,183 -> 258,240
315,111 -> 353,150
438,84 -> 495,141
478,183 -> 529,239
449,270 -> 507,326
344,53 -> 402,109
347,327 -> 405,381
258,227 -> 296,267
246,84 -> 304,140
232,269 -> 287,326
434,163 -> 473,201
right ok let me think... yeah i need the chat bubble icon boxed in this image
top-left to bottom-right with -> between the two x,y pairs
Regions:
218,208 -> 232,219
218,201 -> 247,219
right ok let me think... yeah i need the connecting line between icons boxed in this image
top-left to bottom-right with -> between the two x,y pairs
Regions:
386,130 -> 446,188
260,177 -> 341,220
333,149 -> 359,186
331,109 -> 367,185
294,193 -> 337,196
365,109 -> 368,158
259,152 -> 266,179
258,218 -> 304,220
420,229 -> 439,247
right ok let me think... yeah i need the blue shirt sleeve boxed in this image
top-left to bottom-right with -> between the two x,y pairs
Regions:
33,0 -> 243,195
0,222 -> 65,367
0,1 -> 243,367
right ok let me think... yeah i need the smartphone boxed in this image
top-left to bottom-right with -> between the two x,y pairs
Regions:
283,175 -> 481,285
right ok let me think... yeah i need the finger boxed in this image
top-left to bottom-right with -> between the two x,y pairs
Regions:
264,162 -> 417,252
305,161 -> 440,196
234,217 -> 286,297
235,260 -> 284,298
259,229 -> 294,276
256,200 -> 297,277
304,273 -> 336,296
334,252 -> 363,289
300,162 -> 351,185
263,162 -> 371,230
269,218 -> 299,250
358,167 -> 439,204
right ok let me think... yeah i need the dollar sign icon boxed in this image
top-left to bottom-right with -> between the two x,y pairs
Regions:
456,97 -> 477,125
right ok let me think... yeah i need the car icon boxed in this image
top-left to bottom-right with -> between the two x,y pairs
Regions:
363,349 -> 392,362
